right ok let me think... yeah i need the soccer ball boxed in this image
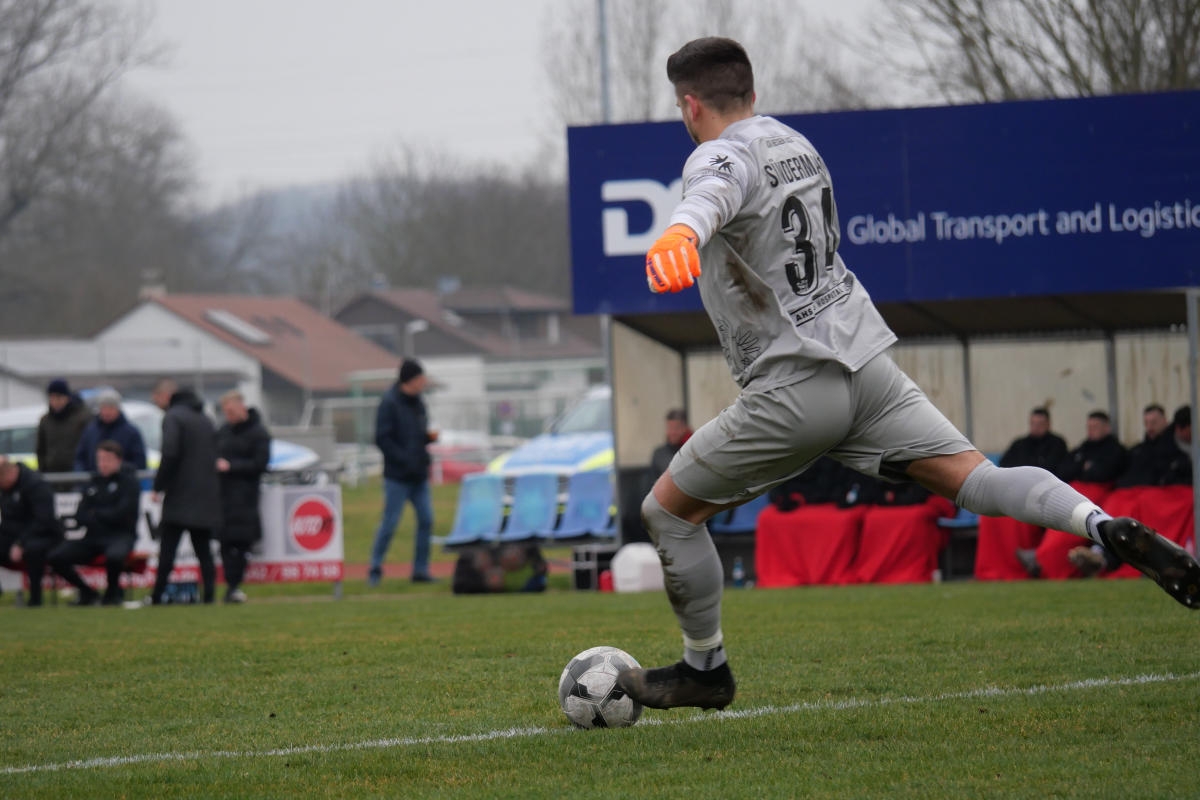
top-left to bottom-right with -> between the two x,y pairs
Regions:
557,646 -> 643,729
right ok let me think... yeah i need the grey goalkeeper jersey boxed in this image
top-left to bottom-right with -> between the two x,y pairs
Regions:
670,115 -> 896,391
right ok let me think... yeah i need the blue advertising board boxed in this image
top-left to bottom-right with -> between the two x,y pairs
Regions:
568,92 -> 1200,317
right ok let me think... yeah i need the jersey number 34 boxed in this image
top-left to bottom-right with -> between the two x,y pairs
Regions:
782,187 -> 836,296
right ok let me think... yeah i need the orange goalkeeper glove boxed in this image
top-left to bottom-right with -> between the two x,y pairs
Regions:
645,224 -> 700,293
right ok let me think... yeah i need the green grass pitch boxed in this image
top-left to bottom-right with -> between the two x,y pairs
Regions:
2,575 -> 1198,799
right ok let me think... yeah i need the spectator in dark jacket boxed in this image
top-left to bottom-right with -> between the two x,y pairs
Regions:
36,378 -> 92,473
1163,405 -> 1193,486
1019,411 -> 1128,578
1071,405 -> 1191,577
49,440 -> 140,605
0,456 -> 64,606
1000,407 -> 1068,474
368,358 -> 436,586
1115,404 -> 1180,488
73,389 -> 148,473
1057,410 -> 1127,484
649,408 -> 693,480
215,390 -> 271,604
149,379 -> 221,605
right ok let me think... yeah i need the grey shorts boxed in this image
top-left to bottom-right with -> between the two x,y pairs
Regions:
670,353 -> 974,505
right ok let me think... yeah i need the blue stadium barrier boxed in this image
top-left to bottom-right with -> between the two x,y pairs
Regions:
938,506 -> 980,529
553,470 -> 616,542
443,472 -> 504,547
498,473 -> 559,543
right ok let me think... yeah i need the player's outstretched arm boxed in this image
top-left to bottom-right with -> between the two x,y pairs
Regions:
646,224 -> 701,293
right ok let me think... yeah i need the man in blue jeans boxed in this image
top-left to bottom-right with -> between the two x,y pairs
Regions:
369,358 -> 436,585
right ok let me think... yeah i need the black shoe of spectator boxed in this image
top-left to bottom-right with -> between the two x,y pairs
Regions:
1099,517 -> 1200,609
1015,548 -> 1042,578
70,588 -> 101,607
1068,546 -> 1106,577
101,589 -> 125,606
411,574 -> 437,584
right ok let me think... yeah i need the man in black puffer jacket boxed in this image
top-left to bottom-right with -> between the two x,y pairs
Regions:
368,358 -> 436,586
149,379 -> 221,605
215,390 -> 271,604
0,456 -> 64,607
49,440 -> 141,605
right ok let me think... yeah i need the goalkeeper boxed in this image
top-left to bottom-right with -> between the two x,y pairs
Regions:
617,36 -> 1200,713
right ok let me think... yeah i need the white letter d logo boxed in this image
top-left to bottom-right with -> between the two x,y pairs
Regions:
601,179 -> 683,256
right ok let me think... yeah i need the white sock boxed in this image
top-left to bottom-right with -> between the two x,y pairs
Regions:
956,461 -> 1111,543
684,643 -> 727,671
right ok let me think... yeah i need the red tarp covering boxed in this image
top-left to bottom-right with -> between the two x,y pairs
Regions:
852,497 -> 955,585
1037,481 -> 1113,580
974,516 -> 1044,581
1104,485 -> 1195,579
754,497 -> 955,587
755,504 -> 865,587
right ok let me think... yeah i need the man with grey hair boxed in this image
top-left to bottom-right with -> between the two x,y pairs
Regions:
215,389 -> 271,603
74,388 -> 147,473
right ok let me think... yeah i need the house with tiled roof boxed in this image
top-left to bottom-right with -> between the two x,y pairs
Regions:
94,294 -> 400,424
335,286 -> 606,435
335,286 -> 603,363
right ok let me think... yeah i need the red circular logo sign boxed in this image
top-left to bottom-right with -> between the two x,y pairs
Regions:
291,497 -> 336,552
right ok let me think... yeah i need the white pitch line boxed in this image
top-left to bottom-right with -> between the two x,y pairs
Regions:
4,670 -> 1198,776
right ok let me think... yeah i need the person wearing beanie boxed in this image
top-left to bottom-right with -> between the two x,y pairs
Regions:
73,388 -> 148,473
369,358 -> 437,586
398,358 -> 424,384
36,378 -> 92,473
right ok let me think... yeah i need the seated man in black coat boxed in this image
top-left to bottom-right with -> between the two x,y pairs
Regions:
1114,404 -> 1179,488
0,455 -> 64,607
1163,405 -> 1193,486
1071,405 -> 1192,576
49,440 -> 141,606
1057,410 -> 1128,485
1000,407 -> 1068,474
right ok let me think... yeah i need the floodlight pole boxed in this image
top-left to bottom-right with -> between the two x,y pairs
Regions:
597,0 -> 614,407
597,0 -> 612,124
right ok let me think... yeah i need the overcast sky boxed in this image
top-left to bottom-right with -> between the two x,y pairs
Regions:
127,0 -> 879,205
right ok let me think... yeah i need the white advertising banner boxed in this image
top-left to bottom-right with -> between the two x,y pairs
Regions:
58,483 -> 345,589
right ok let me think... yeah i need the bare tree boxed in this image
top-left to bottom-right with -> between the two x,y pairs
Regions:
0,94 -> 201,334
191,192 -> 282,292
542,0 -> 880,128
876,0 -> 1200,103
0,0 -> 155,240
256,147 -> 572,306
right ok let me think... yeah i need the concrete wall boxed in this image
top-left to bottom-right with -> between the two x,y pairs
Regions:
610,325 -> 1191,465
967,338 -> 1111,454
1114,331 -> 1191,442
890,340 -> 968,434
0,376 -> 48,409
611,322 -> 683,468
